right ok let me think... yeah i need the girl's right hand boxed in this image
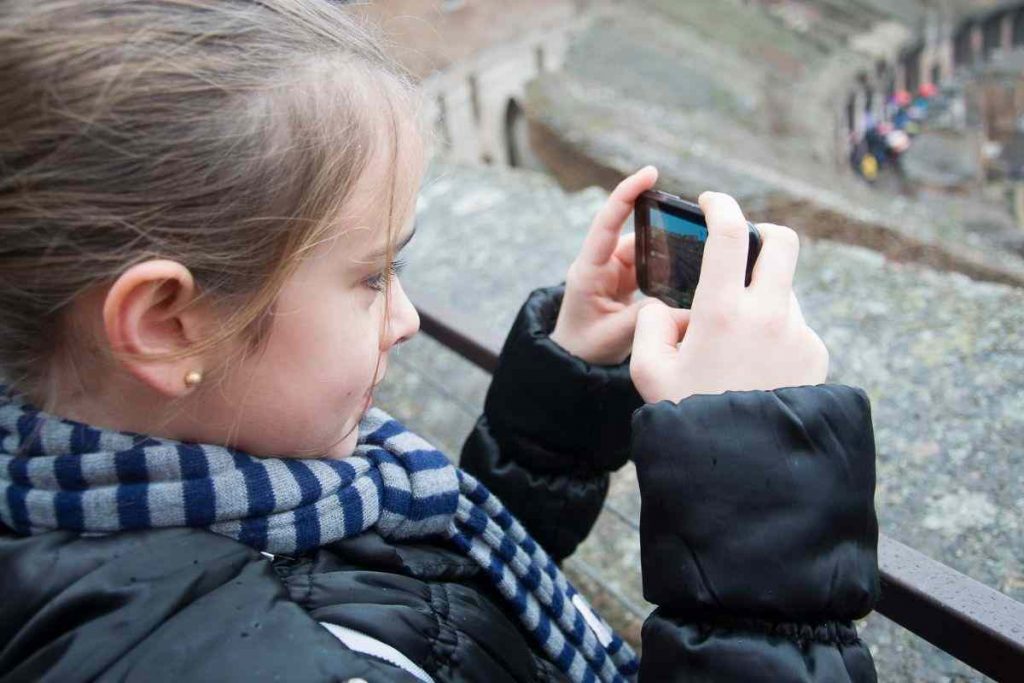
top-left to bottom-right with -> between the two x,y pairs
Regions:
630,192 -> 828,404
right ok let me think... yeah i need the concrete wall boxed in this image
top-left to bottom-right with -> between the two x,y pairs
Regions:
418,2 -> 1024,176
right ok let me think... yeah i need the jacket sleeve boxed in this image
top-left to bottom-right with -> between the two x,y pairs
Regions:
633,384 -> 880,682
459,284 -> 643,561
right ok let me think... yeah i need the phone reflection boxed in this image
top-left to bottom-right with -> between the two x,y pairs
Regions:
647,208 -> 707,308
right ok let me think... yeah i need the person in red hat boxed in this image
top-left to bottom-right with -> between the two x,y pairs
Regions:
908,82 -> 940,131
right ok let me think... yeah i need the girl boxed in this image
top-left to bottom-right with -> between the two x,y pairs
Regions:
0,2 -> 879,681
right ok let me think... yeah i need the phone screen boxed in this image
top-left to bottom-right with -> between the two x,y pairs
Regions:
645,205 -> 708,308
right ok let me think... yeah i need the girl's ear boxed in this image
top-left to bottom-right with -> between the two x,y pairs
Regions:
102,259 -> 211,397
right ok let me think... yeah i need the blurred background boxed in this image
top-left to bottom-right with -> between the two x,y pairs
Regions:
360,2 -> 1024,680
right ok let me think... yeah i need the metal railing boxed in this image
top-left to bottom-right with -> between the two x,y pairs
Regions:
417,302 -> 1024,682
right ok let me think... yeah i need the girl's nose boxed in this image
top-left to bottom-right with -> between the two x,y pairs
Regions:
383,277 -> 420,349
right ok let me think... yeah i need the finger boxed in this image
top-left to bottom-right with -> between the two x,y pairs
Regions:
612,231 -> 636,267
694,191 -> 750,303
580,166 -> 658,267
620,294 -> 651,322
790,290 -> 807,326
612,232 -> 638,295
750,223 -> 799,306
633,300 -> 691,362
600,297 -> 657,354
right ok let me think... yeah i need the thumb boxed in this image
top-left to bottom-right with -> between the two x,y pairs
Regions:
632,301 -> 691,364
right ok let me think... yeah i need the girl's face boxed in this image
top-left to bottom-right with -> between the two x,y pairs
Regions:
194,127 -> 424,460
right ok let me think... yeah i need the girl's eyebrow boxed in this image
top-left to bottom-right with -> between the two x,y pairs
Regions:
367,225 -> 416,261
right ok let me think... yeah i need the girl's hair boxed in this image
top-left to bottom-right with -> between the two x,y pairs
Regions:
0,0 -> 420,411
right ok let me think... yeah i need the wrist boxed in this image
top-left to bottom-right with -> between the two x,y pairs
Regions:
550,321 -> 630,367
547,323 -> 576,357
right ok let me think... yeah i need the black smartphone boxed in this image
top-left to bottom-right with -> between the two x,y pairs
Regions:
635,189 -> 761,309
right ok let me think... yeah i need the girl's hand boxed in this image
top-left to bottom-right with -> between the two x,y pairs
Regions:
550,166 -> 658,365
630,192 -> 828,403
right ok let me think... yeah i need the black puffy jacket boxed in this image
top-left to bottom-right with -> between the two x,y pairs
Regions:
0,286 -> 879,682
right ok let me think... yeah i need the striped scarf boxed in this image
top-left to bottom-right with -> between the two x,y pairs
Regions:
0,389 -> 639,683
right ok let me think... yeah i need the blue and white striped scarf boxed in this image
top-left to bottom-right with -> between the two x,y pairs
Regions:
0,389 -> 639,683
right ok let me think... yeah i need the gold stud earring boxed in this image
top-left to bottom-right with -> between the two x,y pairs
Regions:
184,370 -> 204,388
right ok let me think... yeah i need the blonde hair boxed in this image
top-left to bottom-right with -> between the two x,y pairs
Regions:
0,0 -> 419,410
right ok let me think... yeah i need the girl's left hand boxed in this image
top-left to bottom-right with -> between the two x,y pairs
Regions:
550,166 -> 658,365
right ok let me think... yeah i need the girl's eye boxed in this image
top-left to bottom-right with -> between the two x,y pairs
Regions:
364,258 -> 406,292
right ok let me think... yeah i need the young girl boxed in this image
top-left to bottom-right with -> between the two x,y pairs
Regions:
0,2 -> 880,681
